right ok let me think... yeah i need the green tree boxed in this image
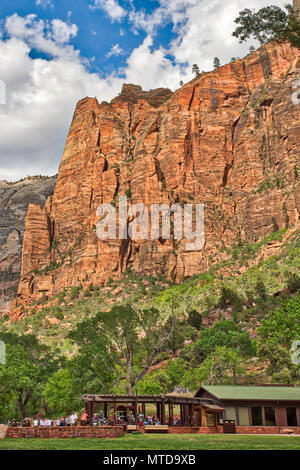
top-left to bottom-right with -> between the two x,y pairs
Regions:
286,272 -> 300,293
187,309 -> 202,330
137,370 -> 168,395
0,333 -> 59,419
182,346 -> 246,389
195,320 -> 256,361
213,57 -> 221,69
257,294 -> 300,381
233,5 -> 300,48
70,304 -> 177,395
192,64 -> 200,77
166,358 -> 186,389
43,368 -> 81,416
219,285 -> 242,311
206,346 -> 246,385
0,344 -> 40,418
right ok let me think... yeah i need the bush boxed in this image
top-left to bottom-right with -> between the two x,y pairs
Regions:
187,310 -> 202,330
287,272 -> 300,293
70,286 -> 80,299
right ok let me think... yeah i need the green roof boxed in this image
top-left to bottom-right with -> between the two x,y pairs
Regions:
201,385 -> 300,401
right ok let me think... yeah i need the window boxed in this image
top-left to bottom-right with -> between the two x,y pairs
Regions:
225,407 -> 236,422
286,408 -> 297,427
264,407 -> 276,426
238,407 -> 250,426
251,407 -> 262,426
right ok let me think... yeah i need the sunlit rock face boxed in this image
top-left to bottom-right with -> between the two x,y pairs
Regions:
0,176 -> 57,316
11,42 -> 300,317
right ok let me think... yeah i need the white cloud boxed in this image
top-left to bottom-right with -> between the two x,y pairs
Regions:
5,14 -> 80,60
50,19 -> 78,44
124,36 -> 182,90
36,0 -> 54,8
106,43 -> 124,58
90,0 -> 127,22
0,15 -> 124,181
129,0 -> 288,72
0,1 -> 291,181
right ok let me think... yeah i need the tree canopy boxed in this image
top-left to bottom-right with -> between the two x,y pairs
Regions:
69,304 -> 177,395
233,4 -> 300,48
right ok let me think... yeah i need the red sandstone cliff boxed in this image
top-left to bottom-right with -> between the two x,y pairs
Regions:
11,42 -> 300,313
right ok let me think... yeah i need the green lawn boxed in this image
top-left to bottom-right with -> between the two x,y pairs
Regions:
1,434 -> 300,450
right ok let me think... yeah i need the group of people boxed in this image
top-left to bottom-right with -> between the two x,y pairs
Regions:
9,411 -> 179,428
34,412 -> 79,427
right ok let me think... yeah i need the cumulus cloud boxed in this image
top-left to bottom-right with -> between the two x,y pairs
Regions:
5,14 -> 79,59
129,0 -> 288,70
106,43 -> 124,58
0,15 -> 123,181
36,0 -> 54,8
124,36 -> 182,89
90,0 -> 127,22
0,1 -> 290,181
0,14 -> 180,181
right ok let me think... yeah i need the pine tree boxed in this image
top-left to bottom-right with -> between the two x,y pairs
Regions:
213,57 -> 221,69
192,64 -> 200,77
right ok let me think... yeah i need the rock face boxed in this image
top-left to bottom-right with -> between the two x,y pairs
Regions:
12,42 -> 300,313
0,424 -> 8,439
0,176 -> 57,315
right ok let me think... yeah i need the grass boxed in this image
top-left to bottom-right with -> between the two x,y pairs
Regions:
1,434 -> 300,450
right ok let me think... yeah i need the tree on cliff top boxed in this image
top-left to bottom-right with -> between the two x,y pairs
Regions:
233,4 -> 300,49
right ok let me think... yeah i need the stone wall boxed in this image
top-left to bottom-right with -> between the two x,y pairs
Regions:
236,426 -> 300,435
6,425 -> 124,439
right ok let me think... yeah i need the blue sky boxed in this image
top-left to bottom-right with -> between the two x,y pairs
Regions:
0,0 -> 288,180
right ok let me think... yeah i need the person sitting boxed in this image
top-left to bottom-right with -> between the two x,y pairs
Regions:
92,414 -> 98,426
59,417 -> 65,427
70,411 -> 78,427
65,415 -> 71,427
80,411 -> 88,426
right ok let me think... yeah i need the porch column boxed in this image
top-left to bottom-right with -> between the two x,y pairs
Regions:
202,408 -> 207,427
113,401 -> 117,423
185,405 -> 189,426
134,399 -> 138,422
156,403 -> 160,421
180,405 -> 184,424
189,405 -> 194,427
91,400 -> 96,419
161,403 -> 166,425
104,402 -> 108,419
169,403 -> 174,426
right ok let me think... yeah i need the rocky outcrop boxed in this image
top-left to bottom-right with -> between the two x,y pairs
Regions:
11,42 -> 300,313
0,425 -> 8,439
0,176 -> 57,315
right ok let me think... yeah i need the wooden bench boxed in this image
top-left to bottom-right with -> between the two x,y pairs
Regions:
145,425 -> 169,434
127,425 -> 140,432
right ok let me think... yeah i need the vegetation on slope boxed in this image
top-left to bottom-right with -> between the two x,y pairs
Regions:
0,227 -> 299,419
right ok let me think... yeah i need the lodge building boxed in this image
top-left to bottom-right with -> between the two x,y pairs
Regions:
82,385 -> 300,434
195,385 -> 300,428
